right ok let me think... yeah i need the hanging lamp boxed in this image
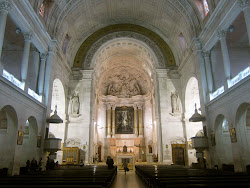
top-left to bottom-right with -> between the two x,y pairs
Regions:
47,105 -> 63,123
189,103 -> 206,122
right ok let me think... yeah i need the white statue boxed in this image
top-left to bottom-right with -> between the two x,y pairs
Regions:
69,92 -> 80,116
171,92 -> 179,113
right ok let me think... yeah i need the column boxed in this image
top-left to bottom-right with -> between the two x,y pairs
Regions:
138,104 -> 144,137
133,104 -> 138,137
21,33 -> 33,91
240,0 -> 250,45
44,40 -> 56,105
0,1 -> 10,75
106,104 -> 111,138
38,53 -> 47,95
193,38 -> 208,103
217,30 -> 231,89
111,104 -> 115,138
203,51 -> 214,94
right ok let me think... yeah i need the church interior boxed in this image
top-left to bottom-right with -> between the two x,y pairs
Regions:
0,0 -> 250,187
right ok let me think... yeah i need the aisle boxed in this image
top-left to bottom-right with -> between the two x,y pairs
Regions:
111,171 -> 146,188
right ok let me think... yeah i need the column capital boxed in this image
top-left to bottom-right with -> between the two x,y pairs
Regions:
106,103 -> 112,110
0,1 -> 10,13
217,30 -> 227,39
23,33 -> 33,42
40,53 -> 48,60
202,51 -> 210,58
111,103 -> 116,110
238,0 -> 249,9
133,104 -> 137,109
137,104 -> 144,110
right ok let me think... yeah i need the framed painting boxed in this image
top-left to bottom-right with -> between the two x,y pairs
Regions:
37,136 -> 41,148
17,131 -> 24,145
230,128 -> 237,143
115,107 -> 134,134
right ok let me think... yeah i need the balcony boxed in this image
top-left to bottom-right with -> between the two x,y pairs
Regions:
44,138 -> 62,152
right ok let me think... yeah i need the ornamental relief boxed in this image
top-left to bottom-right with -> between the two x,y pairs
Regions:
99,67 -> 149,98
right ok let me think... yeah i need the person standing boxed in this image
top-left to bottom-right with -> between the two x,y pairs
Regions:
122,160 -> 129,175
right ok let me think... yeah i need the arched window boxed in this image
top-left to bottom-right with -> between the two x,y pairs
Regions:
39,2 -> 45,17
194,0 -> 210,19
203,0 -> 210,16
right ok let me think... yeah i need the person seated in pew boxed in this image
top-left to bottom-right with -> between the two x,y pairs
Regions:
106,156 -> 114,169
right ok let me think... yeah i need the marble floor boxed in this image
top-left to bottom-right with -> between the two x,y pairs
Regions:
111,171 -> 146,188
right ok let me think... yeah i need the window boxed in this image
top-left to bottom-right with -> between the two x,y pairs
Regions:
194,0 -> 210,19
203,0 -> 209,16
39,3 -> 45,17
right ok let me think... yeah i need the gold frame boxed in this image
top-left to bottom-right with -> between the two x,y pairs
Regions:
17,131 -> 24,145
230,128 -> 237,143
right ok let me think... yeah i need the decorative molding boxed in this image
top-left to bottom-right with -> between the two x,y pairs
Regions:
217,30 -> 227,39
0,1 -> 10,13
73,24 -> 176,68
23,33 -> 33,41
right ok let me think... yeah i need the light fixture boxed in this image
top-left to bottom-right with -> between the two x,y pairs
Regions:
47,105 -> 63,123
189,103 -> 206,122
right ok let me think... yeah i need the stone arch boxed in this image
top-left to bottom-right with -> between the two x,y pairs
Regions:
235,103 -> 250,170
49,78 -> 66,139
0,105 -> 18,174
214,114 -> 233,168
21,116 -> 38,166
184,76 -> 203,166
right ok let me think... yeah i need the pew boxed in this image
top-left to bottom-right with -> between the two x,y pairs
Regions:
0,166 -> 117,188
136,165 -> 250,188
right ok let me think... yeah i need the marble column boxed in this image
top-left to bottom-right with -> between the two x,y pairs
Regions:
106,104 -> 111,138
240,0 -> 250,45
38,53 -> 47,95
111,104 -> 115,138
133,104 -> 138,137
138,104 -> 144,137
44,40 -> 56,105
218,30 -> 231,89
193,39 -> 208,103
21,33 -> 33,91
0,1 -> 10,75
203,51 -> 214,94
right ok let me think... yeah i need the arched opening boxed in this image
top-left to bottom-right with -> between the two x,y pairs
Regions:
235,103 -> 250,171
92,38 -> 157,164
185,77 -> 203,166
214,115 -> 233,168
49,78 -> 66,164
20,116 -> 38,167
0,105 -> 18,174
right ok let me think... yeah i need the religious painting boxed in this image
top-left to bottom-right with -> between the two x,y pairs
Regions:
230,128 -> 237,143
115,107 -> 134,134
17,131 -> 24,145
37,136 -> 41,148
211,133 -> 216,146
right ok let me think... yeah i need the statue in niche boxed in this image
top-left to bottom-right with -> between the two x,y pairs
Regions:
170,92 -> 180,114
69,91 -> 80,117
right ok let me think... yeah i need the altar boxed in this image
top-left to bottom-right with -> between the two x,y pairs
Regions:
116,152 -> 135,171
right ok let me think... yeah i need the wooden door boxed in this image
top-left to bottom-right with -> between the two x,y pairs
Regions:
172,144 -> 185,165
98,146 -> 102,162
